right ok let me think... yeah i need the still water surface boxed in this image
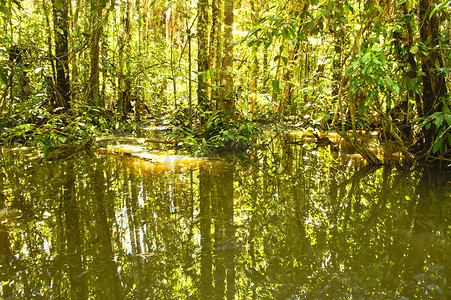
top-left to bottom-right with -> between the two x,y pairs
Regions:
0,137 -> 450,299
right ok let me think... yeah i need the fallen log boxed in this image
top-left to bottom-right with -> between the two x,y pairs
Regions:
95,137 -> 177,145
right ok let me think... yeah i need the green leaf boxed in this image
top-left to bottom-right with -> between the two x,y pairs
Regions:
384,76 -> 394,87
54,0 -> 62,10
0,68 -> 7,84
250,26 -> 260,35
419,115 -> 433,129
444,113 -> 451,126
375,4 -> 384,15
429,0 -> 450,20
435,58 -> 441,69
201,70 -> 212,82
433,113 -> 444,128
247,39 -> 256,47
410,45 -> 419,54
0,5 -> 10,17
282,27 -> 290,40
432,136 -> 443,153
272,79 -> 280,93
281,56 -> 288,65
267,14 -> 275,23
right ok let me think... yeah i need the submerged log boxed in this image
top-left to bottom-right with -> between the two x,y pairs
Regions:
338,130 -> 381,165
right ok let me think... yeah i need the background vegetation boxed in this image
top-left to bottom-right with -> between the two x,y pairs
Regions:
0,0 -> 450,164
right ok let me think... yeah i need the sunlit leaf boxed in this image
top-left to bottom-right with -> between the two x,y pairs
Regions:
54,0 -> 62,10
272,79 -> 280,92
375,5 -> 384,15
267,14 -> 275,23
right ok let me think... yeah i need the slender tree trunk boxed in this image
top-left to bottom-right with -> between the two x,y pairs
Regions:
218,0 -> 234,116
280,25 -> 302,116
135,0 -> 143,121
249,0 -> 258,113
169,6 -> 177,108
42,0 -> 56,86
117,8 -> 125,118
70,0 -> 82,96
101,36 -> 107,108
210,0 -> 222,107
197,0 -> 209,122
53,0 -> 71,110
88,0 -> 103,107
125,0 -> 133,116
188,18 -> 193,129
117,0 -> 133,120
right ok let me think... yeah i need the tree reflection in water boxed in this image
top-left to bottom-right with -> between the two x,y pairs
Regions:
0,142 -> 450,299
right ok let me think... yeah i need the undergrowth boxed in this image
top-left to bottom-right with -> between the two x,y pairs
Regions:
168,108 -> 262,156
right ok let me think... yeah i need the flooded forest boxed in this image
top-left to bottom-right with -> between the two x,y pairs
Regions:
1,0 -> 451,299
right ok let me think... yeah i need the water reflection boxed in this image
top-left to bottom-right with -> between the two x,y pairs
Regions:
0,143 -> 450,299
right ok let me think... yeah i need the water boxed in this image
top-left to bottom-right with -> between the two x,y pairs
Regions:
0,137 -> 450,299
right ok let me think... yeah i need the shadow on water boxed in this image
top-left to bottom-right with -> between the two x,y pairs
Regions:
0,137 -> 450,299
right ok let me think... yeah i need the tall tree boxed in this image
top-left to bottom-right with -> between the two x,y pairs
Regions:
218,0 -> 234,116
197,0 -> 209,122
88,0 -> 104,107
418,0 -> 447,152
117,0 -> 133,119
53,0 -> 71,110
249,0 -> 258,113
210,0 -> 223,107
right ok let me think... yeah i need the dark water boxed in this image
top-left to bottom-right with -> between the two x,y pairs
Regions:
0,138 -> 450,299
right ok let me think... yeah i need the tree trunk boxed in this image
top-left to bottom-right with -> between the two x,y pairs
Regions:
135,0 -> 143,121
210,0 -> 223,107
53,0 -> 71,110
70,0 -> 82,99
117,0 -> 133,120
419,0 -> 447,152
188,18 -> 193,129
218,0 -> 234,117
88,0 -> 103,107
197,0 -> 209,122
249,0 -> 258,113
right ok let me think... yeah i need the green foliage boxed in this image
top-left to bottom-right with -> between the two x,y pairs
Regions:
419,103 -> 451,154
239,5 -> 307,50
170,108 -> 261,155
0,111 -> 95,157
0,0 -> 21,17
429,0 -> 450,20
346,42 -> 399,125
0,101 -> 121,157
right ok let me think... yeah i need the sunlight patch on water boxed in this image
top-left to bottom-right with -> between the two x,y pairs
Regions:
98,145 -> 225,173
